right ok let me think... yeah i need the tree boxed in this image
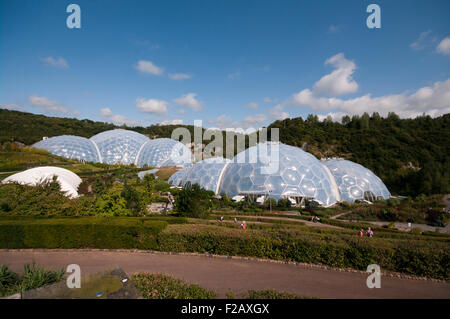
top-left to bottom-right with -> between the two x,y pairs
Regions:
174,183 -> 214,218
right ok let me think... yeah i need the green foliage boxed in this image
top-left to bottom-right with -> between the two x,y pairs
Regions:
121,183 -> 143,216
277,198 -> 291,208
94,186 -> 131,216
157,224 -> 449,279
247,289 -> 311,299
0,217 -> 168,250
0,264 -> 64,297
132,273 -> 216,299
19,264 -> 65,292
269,113 -> 450,196
174,183 -> 214,218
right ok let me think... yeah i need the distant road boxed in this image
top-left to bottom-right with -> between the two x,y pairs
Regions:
1,249 -> 448,299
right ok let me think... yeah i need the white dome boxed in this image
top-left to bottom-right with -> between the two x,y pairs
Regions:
172,157 -> 231,193
90,129 -> 150,165
2,166 -> 82,198
218,143 -> 341,206
321,158 -> 390,202
33,135 -> 101,163
135,138 -> 192,167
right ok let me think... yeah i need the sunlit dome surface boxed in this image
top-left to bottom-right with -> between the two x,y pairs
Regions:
218,143 -> 340,206
178,157 -> 231,193
321,159 -> 390,203
168,169 -> 188,187
135,138 -> 192,167
90,129 -> 150,165
33,135 -> 101,163
2,166 -> 82,198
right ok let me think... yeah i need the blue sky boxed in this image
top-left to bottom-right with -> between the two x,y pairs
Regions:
1,0 -> 449,130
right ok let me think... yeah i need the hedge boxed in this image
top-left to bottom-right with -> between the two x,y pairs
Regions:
0,217 -> 168,250
0,218 -> 448,280
156,225 -> 449,280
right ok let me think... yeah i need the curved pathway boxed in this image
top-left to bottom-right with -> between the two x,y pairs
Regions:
0,249 -> 448,299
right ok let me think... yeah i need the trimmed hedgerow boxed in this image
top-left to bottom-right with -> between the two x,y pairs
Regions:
156,224 -> 449,280
0,217 -> 168,250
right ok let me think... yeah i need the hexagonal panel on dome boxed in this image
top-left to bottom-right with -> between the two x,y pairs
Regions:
90,129 -> 149,165
135,138 -> 192,168
218,143 -> 340,206
33,135 -> 101,163
168,169 -> 188,186
176,157 -> 231,193
321,158 -> 390,203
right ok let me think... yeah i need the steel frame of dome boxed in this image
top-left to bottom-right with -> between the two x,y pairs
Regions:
135,138 -> 192,168
169,142 -> 390,206
175,157 -> 232,193
321,158 -> 391,203
33,135 -> 102,163
32,129 -> 193,168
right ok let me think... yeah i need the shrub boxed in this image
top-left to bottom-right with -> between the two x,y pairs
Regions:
174,183 -> 214,218
132,273 -> 216,299
0,217 -> 168,250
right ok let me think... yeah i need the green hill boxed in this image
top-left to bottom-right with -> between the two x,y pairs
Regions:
0,109 -> 448,196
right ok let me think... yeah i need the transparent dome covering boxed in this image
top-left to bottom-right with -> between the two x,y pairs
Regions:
178,157 -> 231,193
90,129 -> 150,165
33,135 -> 101,163
168,169 -> 188,186
135,138 -> 192,167
321,159 -> 390,202
218,143 -> 340,206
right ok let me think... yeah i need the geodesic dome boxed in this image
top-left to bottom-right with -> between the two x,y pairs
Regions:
168,169 -> 188,186
321,159 -> 390,203
33,135 -> 101,163
2,166 -> 82,198
177,157 -> 231,193
90,129 -> 150,165
218,143 -> 341,206
135,138 -> 192,167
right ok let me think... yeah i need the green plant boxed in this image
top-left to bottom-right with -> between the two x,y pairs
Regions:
132,273 -> 216,299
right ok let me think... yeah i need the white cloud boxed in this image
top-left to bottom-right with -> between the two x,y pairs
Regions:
135,60 -> 163,75
173,93 -> 203,112
313,53 -> 358,96
207,113 -> 267,131
246,102 -> 258,109
263,97 -> 278,103
157,119 -> 183,125
436,37 -> 450,55
291,78 -> 450,118
136,98 -> 168,115
100,108 -> 140,126
28,95 -> 72,114
410,30 -> 432,50
41,56 -> 69,69
270,104 -> 290,120
168,73 -> 191,80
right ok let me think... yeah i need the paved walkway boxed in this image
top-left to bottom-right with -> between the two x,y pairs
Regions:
1,250 -> 448,299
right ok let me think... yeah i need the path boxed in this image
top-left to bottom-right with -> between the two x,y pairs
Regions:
1,249 -> 448,299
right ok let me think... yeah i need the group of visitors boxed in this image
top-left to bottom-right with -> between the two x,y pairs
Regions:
219,216 -> 246,229
358,227 -> 374,237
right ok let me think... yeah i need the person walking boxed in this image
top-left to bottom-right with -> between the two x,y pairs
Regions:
366,227 -> 374,237
358,229 -> 364,237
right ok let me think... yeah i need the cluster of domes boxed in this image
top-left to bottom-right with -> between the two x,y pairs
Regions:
169,142 -> 390,206
33,129 -> 192,167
